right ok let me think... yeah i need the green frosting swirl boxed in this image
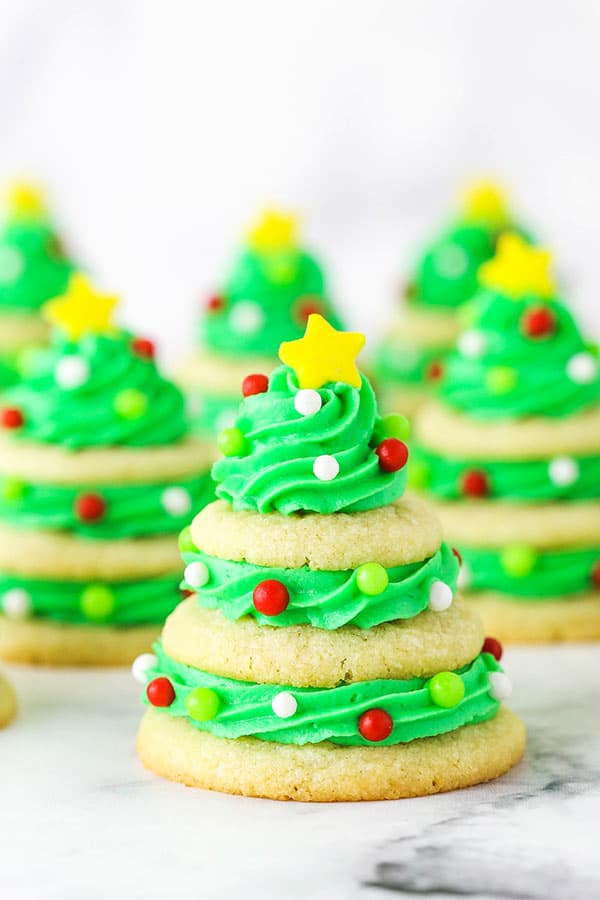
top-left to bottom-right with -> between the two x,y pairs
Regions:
374,338 -> 445,386
410,447 -> 600,501
143,645 -> 502,746
460,545 -> 599,598
4,332 -> 189,448
213,366 -> 407,515
0,219 -> 74,312
181,542 -> 458,630
441,291 -> 600,419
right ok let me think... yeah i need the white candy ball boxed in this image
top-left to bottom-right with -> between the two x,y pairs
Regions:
161,486 -> 192,516
488,671 -> 513,701
548,456 -> 579,488
294,389 -> 322,416
229,300 -> 264,335
433,243 -> 468,278
55,355 -> 90,389
313,454 -> 339,482
2,587 -> 32,619
0,246 -> 24,283
271,691 -> 297,719
457,562 -> 472,590
567,352 -> 597,384
184,561 -> 210,589
428,580 -> 453,611
131,652 -> 158,684
458,329 -> 487,358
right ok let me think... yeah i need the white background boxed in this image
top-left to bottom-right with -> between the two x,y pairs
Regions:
0,0 -> 599,359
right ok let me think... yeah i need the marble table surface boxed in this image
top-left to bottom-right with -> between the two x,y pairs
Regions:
1,644 -> 598,900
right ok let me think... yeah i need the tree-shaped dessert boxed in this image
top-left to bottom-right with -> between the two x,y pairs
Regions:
0,275 -> 215,665
412,234 -> 600,642
374,181 -> 526,418
177,209 -> 344,436
135,315 -> 524,801
0,182 -> 75,387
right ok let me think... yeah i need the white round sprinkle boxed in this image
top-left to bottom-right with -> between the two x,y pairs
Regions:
131,652 -> 158,684
271,691 -> 297,719
566,352 -> 597,384
428,580 -> 453,612
229,300 -> 264,335
458,329 -> 487,358
184,561 -> 210,589
294,389 -> 322,417
0,246 -> 24,283
433,243 -> 468,279
313,454 -> 339,481
2,588 -> 32,619
161,486 -> 192,517
55,355 -> 90,390
548,456 -> 579,488
488,671 -> 513,702
457,562 -> 472,590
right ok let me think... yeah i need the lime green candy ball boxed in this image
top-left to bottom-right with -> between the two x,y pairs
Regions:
1,477 -> 26,502
178,526 -> 198,554
407,458 -> 429,490
217,426 -> 248,457
428,671 -> 465,708
374,414 -> 410,444
356,562 -> 389,596
185,687 -> 220,721
501,543 -> 537,578
486,366 -> 518,395
80,584 -> 115,621
114,388 -> 148,420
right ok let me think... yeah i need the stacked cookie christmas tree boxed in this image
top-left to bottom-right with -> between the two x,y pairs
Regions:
177,209 -> 344,436
0,274 -> 215,665
136,314 -> 524,801
0,182 -> 74,387
374,181 -> 526,418
412,235 -> 600,642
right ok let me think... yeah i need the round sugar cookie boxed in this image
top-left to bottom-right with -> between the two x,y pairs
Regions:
0,311 -> 48,352
137,705 -> 525,801
177,348 -> 277,395
388,306 -> 461,348
465,590 -> 600,644
162,596 -> 483,687
191,496 -> 443,571
0,672 -> 16,726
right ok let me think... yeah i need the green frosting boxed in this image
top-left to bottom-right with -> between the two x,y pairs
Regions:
440,291 -> 600,419
143,645 -> 502,746
410,447 -> 600,501
374,338 -> 445,386
0,218 -> 74,312
460,545 -> 599,598
188,391 -> 238,438
3,331 -> 189,448
0,571 -> 182,625
213,366 -> 407,515
182,542 -> 458,630
0,471 -> 214,539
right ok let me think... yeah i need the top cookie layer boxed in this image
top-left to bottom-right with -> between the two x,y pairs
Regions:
176,348 -> 277,395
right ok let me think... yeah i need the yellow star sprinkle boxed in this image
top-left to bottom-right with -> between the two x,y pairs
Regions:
44,273 -> 119,340
479,233 -> 555,300
460,179 -> 508,226
279,314 -> 365,389
247,208 -> 298,253
6,180 -> 47,221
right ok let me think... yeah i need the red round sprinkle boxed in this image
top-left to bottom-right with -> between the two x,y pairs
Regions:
375,438 -> 409,473
452,547 -> 462,566
75,493 -> 107,522
206,294 -> 224,312
180,588 -> 194,599
427,360 -> 444,381
592,560 -> 600,589
521,306 -> 556,339
146,677 -> 175,707
131,337 -> 155,359
461,469 -> 489,498
242,373 -> 269,397
358,708 -> 393,742
253,579 -> 290,616
482,636 -> 503,661
295,296 -> 323,324
1,408 -> 24,429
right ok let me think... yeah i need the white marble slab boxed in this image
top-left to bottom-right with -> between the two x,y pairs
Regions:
1,645 -> 598,900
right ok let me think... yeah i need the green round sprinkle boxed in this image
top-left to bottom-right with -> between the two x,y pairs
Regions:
375,413 -> 410,443
407,458 -> 429,490
80,584 -> 115,621
114,388 -> 148,420
500,543 -> 537,578
428,672 -> 465,708
486,366 -> 518,394
178,526 -> 198,554
356,562 -> 389,596
185,687 -> 220,721
217,426 -> 247,457
1,477 -> 26,502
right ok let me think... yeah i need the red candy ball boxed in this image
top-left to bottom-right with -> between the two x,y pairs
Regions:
206,294 -> 224,312
253,579 -> 290,616
358,708 -> 393,742
482,636 -> 503,661
461,469 -> 489,498
376,438 -> 409,473
295,296 -> 323,324
592,560 -> 600,589
75,493 -> 107,522
427,360 -> 444,381
1,408 -> 24,429
521,306 -> 555,339
146,677 -> 175,707
452,547 -> 462,566
131,337 -> 155,359
242,373 -> 269,397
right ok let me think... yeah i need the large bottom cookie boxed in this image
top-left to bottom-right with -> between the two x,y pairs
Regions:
467,590 -> 600,643
0,672 -> 16,727
137,705 -> 525,802
0,616 -> 161,666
